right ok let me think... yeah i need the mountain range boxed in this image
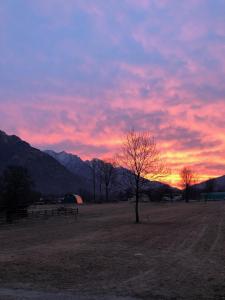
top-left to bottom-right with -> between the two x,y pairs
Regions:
45,150 -> 91,183
0,130 -> 224,197
44,150 -> 169,191
0,130 -> 82,195
193,176 -> 225,192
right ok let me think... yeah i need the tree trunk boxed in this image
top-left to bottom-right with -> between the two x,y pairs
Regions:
135,179 -> 140,223
93,174 -> 96,203
185,187 -> 189,203
105,184 -> 109,202
99,179 -> 102,202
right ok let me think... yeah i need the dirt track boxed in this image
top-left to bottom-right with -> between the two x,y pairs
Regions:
0,202 -> 225,299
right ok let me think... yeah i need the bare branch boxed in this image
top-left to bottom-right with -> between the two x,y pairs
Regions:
116,129 -> 169,223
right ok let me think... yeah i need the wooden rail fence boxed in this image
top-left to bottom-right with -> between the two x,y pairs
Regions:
0,207 -> 79,224
28,207 -> 79,218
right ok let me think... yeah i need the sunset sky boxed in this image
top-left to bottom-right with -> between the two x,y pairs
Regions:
0,0 -> 225,186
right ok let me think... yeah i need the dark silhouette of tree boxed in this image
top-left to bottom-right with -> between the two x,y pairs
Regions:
96,160 -> 104,202
87,159 -> 99,202
1,166 -> 34,223
180,167 -> 197,202
117,130 -> 168,223
99,159 -> 117,202
0,178 -> 4,211
87,159 -> 117,203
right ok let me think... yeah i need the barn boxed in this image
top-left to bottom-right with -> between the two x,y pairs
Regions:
63,194 -> 84,205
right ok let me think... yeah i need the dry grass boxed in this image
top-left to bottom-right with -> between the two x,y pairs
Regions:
0,201 -> 225,299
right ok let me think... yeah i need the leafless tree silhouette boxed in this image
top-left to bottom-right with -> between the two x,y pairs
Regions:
117,130 -> 168,223
99,159 -> 117,202
87,159 -> 99,202
180,167 -> 197,202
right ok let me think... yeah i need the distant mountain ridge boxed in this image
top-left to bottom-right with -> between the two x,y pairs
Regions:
45,150 -> 225,193
45,150 -> 172,191
0,130 -> 82,195
45,150 -> 91,181
194,176 -> 225,192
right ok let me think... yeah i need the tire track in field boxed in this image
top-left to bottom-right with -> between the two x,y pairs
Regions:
189,206 -> 224,258
207,205 -> 225,256
119,204 -> 225,299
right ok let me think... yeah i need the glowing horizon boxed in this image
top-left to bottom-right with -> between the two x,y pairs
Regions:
0,0 -> 224,187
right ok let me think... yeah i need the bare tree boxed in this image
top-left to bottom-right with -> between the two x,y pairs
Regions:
87,159 -> 99,202
96,161 -> 104,202
179,167 -> 197,202
99,159 -> 117,202
117,130 -> 168,223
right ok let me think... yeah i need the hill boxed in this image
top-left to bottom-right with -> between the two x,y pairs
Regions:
45,150 -> 91,182
0,130 -> 82,195
193,175 -> 225,192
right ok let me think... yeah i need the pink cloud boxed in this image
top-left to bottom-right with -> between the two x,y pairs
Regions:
0,0 -> 225,186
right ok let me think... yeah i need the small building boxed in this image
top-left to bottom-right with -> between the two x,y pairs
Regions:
201,192 -> 225,201
63,194 -> 84,205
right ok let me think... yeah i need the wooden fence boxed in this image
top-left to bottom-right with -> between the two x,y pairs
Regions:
28,207 -> 79,218
0,207 -> 79,224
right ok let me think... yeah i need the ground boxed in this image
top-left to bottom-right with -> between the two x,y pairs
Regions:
0,202 -> 225,300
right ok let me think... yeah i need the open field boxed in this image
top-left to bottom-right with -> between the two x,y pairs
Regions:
0,202 -> 225,299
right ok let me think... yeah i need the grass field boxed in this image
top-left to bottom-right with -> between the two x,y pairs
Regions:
0,202 -> 225,300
